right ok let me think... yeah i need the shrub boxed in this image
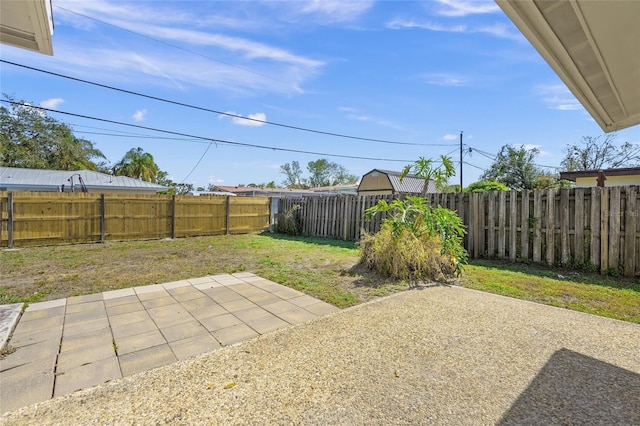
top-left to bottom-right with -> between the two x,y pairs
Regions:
464,181 -> 509,192
275,204 -> 301,235
360,196 -> 467,281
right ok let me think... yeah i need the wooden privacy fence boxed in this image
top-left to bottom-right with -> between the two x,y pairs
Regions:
0,192 -> 271,247
277,186 -> 640,277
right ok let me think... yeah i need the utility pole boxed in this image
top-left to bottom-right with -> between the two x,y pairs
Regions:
459,131 -> 463,191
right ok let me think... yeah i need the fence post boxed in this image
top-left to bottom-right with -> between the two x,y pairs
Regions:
269,197 -> 278,233
7,192 -> 14,248
100,194 -> 106,243
171,195 -> 176,239
600,187 -> 609,274
623,186 -> 637,277
225,196 -> 231,235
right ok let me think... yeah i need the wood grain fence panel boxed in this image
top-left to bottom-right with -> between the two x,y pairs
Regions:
498,191 -> 506,258
227,197 -> 269,234
509,190 -> 517,261
545,189 -> 555,265
533,190 -> 542,262
471,192 -> 479,258
487,191 -> 496,257
600,188 -> 610,272
591,188 -> 601,268
608,187 -> 621,270
574,188 -> 585,265
560,189 -> 570,265
521,190 -> 530,260
624,186 -> 637,276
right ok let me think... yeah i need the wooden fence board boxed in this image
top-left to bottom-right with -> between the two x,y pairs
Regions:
609,187 -> 621,270
509,190 -> 517,261
624,186 -> 637,276
575,188 -> 585,265
0,192 -> 269,247
272,186 -> 639,276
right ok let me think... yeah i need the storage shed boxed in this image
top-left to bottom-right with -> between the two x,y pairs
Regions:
357,169 -> 434,196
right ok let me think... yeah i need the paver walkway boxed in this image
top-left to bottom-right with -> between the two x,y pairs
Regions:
0,273 -> 339,413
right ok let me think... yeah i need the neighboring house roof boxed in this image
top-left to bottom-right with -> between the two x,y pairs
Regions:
0,167 -> 167,193
359,169 -> 434,194
496,0 -> 640,132
211,186 -> 327,198
308,184 -> 358,194
560,167 -> 640,181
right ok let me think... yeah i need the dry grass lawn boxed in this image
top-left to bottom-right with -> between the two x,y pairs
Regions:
1,233 -> 638,323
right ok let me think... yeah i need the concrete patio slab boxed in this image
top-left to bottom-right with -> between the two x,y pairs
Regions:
169,334 -> 221,361
0,304 -> 22,351
53,356 -> 120,398
0,273 -> 339,413
118,344 -> 177,377
24,299 -> 66,311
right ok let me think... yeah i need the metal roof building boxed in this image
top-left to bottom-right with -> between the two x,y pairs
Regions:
0,167 -> 167,194
357,169 -> 435,196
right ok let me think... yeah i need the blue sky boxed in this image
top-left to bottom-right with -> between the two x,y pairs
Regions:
2,0 -> 639,188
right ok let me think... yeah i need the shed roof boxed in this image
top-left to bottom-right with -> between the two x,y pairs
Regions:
362,169 -> 431,195
0,167 -> 167,192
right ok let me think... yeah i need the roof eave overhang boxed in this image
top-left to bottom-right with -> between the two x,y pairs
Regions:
0,0 -> 54,55
496,0 -> 640,133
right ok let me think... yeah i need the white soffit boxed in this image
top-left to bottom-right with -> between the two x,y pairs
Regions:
0,0 -> 53,55
496,0 -> 640,132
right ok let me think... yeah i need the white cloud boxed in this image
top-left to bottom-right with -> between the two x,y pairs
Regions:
386,18 -> 523,41
443,134 -> 458,140
422,73 -> 469,87
522,144 -> 550,156
132,109 -> 147,122
39,98 -> 64,109
434,0 -> 501,17
535,84 -> 583,111
51,1 -> 324,95
297,0 -> 373,23
208,176 -> 225,184
340,107 -> 406,131
220,111 -> 267,127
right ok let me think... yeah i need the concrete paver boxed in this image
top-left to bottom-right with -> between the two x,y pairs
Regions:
0,273 -> 338,413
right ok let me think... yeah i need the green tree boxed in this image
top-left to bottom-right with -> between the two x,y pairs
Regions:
464,181 -> 509,192
280,159 -> 358,188
481,145 -> 544,190
561,134 -> 640,171
306,159 -> 357,187
280,161 -> 306,188
1,95 -> 106,170
113,147 -> 160,183
156,171 -> 193,195
401,155 -> 456,195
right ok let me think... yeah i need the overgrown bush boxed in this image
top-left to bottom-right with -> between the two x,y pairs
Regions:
275,204 -> 301,235
359,196 -> 467,281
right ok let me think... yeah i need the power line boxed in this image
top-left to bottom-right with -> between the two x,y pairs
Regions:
180,142 -> 213,183
465,144 -> 561,170
463,161 -> 485,171
1,60 -> 456,148
53,4 -> 297,91
2,99 -> 416,163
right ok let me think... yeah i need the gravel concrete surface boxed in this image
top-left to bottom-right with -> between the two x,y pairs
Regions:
2,285 -> 639,425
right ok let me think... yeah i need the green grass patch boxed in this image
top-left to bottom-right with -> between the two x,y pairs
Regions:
461,260 -> 640,323
1,234 -> 638,323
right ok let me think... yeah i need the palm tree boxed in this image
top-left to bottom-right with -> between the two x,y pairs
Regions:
113,147 -> 160,183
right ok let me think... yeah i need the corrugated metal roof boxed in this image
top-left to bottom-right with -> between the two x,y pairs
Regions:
0,167 -> 167,191
365,169 -> 435,194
